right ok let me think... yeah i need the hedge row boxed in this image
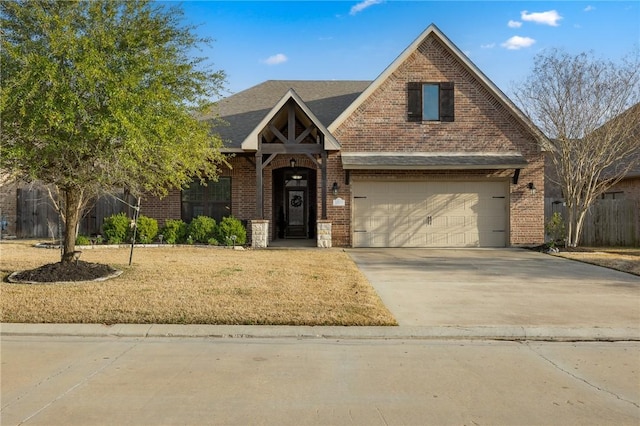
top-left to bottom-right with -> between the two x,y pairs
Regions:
77,214 -> 246,246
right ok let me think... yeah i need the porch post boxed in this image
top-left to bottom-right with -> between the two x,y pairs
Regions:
321,151 -> 327,219
255,150 -> 263,218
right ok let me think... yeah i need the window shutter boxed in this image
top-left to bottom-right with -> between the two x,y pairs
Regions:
407,82 -> 422,122
439,82 -> 454,122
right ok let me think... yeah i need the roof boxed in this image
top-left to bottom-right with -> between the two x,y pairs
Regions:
328,24 -> 548,147
214,80 -> 371,151
341,152 -> 528,170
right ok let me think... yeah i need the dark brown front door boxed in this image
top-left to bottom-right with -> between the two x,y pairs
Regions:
286,188 -> 306,238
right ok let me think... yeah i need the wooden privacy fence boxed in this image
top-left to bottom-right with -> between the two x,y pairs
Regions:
545,198 -> 640,246
16,189 -> 129,238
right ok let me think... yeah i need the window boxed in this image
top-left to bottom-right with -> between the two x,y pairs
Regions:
181,177 -> 231,223
407,82 -> 455,122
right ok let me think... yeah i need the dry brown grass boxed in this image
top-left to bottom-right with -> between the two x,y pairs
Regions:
0,240 -> 397,326
554,247 -> 640,276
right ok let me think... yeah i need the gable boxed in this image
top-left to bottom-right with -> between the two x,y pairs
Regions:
329,24 -> 547,155
238,89 -> 341,151
213,81 -> 370,152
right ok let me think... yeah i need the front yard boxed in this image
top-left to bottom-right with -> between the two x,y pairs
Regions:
554,247 -> 640,276
0,240 -> 397,326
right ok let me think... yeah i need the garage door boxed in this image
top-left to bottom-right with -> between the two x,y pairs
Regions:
352,181 -> 507,248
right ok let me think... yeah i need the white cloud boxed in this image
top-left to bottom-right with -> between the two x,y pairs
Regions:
521,10 -> 563,26
508,20 -> 522,28
481,43 -> 496,49
584,5 -> 595,12
350,0 -> 384,16
262,53 -> 288,65
501,36 -> 536,50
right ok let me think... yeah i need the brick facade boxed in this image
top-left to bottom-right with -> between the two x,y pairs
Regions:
86,28 -> 547,248
330,33 -> 544,246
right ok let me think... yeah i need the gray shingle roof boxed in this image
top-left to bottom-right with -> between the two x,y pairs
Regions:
212,80 -> 371,150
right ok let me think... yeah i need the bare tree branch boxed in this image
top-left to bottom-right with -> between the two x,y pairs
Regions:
513,49 -> 640,247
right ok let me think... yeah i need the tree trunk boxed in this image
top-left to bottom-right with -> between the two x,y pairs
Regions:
61,187 -> 84,263
572,209 -> 588,248
565,206 -> 575,248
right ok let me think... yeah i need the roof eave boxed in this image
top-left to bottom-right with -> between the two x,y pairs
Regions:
342,164 -> 527,170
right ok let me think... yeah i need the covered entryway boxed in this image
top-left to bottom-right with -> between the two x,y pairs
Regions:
272,167 -> 317,239
352,180 -> 508,247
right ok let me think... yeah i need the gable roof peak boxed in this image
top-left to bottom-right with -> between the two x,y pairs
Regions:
239,87 -> 341,151
327,23 -> 548,145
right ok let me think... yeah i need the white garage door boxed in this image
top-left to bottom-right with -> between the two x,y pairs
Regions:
352,181 -> 508,248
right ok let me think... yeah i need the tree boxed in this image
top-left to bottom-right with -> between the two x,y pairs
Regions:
1,0 -> 227,262
513,49 -> 640,247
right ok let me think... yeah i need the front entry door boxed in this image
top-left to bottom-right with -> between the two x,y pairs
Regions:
287,189 -> 306,238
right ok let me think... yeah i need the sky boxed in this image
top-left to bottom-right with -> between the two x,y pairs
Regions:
175,1 -> 640,99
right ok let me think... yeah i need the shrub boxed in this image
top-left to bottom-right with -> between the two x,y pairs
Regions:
76,235 -> 91,246
160,219 -> 188,244
135,215 -> 158,244
188,216 -> 216,243
217,216 -> 247,246
207,237 -> 219,246
546,212 -> 566,246
103,212 -> 131,244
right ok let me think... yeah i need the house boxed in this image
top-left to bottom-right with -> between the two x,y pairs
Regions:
141,24 -> 546,248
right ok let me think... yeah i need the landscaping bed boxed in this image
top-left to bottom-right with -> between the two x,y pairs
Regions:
0,240 -> 397,326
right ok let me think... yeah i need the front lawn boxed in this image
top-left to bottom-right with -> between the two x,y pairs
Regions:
554,247 -> 640,276
0,240 -> 397,326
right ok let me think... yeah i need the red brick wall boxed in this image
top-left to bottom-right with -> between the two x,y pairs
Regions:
141,155 -> 256,226
330,33 -> 544,246
609,177 -> 640,201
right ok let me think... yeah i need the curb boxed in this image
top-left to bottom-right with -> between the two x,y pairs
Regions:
2,323 -> 638,342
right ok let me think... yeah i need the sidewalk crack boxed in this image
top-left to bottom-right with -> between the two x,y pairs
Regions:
525,343 -> 639,409
17,342 -> 139,425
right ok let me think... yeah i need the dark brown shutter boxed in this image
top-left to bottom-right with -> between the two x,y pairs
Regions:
407,82 -> 422,122
439,82 -> 454,122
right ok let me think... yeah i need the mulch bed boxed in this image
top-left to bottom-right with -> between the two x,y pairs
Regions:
9,261 -> 117,283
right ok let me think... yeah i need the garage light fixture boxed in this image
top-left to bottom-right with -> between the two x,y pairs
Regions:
527,182 -> 537,194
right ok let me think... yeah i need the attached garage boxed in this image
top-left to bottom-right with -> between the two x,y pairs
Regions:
352,180 -> 508,248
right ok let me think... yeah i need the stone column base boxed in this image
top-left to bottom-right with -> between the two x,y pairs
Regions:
251,220 -> 269,248
317,220 -> 332,248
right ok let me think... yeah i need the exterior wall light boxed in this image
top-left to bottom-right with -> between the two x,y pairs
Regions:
332,182 -> 339,196
290,158 -> 296,168
528,182 -> 537,194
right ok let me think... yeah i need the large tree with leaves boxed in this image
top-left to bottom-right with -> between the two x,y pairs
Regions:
1,0 -> 226,262
513,49 -> 640,247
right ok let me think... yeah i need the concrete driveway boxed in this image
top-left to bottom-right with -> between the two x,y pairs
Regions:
348,248 -> 640,328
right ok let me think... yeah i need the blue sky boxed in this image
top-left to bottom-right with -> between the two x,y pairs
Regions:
176,1 -> 640,99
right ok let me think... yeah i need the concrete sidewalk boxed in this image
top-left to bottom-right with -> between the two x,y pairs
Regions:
1,323 -> 638,341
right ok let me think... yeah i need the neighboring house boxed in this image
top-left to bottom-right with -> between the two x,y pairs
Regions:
544,103 -> 640,246
140,24 -> 546,248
